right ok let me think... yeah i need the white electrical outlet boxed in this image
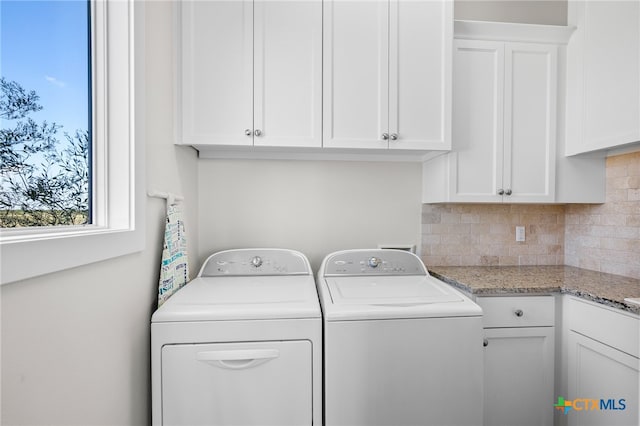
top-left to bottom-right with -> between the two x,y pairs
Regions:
516,226 -> 526,242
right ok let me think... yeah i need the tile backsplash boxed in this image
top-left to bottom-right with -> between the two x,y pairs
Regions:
421,204 -> 565,267
421,151 -> 640,279
565,152 -> 640,279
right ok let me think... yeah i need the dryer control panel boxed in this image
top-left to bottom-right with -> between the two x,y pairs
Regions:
323,249 -> 427,276
200,249 -> 312,276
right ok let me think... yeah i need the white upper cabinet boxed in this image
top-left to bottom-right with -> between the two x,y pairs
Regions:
565,0 -> 640,155
323,0 -> 452,151
423,32 -> 558,203
505,42 -> 557,203
179,0 -> 253,147
177,0 -> 322,148
447,40 -> 505,202
322,0 -> 388,150
422,21 -> 607,204
253,1 -> 322,148
390,0 -> 452,151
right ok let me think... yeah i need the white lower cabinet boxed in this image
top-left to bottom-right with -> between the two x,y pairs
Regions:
476,296 -> 555,426
484,327 -> 555,426
448,289 -> 639,426
566,332 -> 639,426
563,297 -> 640,426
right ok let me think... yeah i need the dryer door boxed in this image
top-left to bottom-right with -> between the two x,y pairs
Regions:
161,340 -> 312,425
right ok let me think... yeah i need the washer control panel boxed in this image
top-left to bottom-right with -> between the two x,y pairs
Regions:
200,249 -> 311,276
323,249 -> 427,276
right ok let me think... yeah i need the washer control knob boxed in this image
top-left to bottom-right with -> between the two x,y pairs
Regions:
250,256 -> 263,268
367,257 -> 381,268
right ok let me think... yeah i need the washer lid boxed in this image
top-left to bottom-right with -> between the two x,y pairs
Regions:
322,275 -> 481,320
151,275 -> 321,322
327,275 -> 463,305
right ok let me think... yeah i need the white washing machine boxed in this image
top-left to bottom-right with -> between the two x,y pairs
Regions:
151,249 -> 322,426
317,249 -> 484,426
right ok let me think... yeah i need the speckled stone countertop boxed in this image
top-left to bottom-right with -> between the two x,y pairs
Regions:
429,265 -> 640,315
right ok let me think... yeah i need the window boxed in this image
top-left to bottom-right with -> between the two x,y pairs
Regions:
1,1 -> 92,228
0,0 -> 145,284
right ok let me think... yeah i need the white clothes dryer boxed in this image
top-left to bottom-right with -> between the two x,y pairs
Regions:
152,249 -> 322,426
317,249 -> 484,426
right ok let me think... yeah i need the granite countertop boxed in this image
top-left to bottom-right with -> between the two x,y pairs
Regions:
429,265 -> 640,315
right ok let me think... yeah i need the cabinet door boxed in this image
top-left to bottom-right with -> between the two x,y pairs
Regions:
504,43 -> 556,203
323,0 -> 389,149
448,40 -> 504,202
567,331 -> 639,426
179,0 -> 253,146
253,0 -> 322,148
566,1 -> 640,154
388,0 -> 451,150
484,327 -> 555,426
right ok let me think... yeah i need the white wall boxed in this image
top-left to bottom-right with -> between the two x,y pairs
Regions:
1,2 -> 199,425
198,160 -> 422,270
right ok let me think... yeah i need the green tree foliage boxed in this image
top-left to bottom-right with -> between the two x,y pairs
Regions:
0,77 -> 89,227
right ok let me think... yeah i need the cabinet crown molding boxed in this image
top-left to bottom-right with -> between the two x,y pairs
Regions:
454,20 -> 575,44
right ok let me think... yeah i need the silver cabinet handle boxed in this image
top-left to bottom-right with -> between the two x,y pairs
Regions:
254,129 -> 262,137
514,309 -> 524,317
390,133 -> 398,141
505,189 -> 513,196
483,338 -> 489,347
244,129 -> 252,136
381,133 -> 389,140
498,189 -> 505,195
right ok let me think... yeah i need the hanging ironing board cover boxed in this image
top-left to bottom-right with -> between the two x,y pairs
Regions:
158,202 -> 189,307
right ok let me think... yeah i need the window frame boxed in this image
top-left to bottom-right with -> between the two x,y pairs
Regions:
0,0 -> 145,284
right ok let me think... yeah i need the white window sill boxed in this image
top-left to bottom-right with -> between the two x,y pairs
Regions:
0,226 -> 144,284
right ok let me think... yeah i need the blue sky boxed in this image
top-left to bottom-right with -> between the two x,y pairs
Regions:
1,0 -> 90,136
